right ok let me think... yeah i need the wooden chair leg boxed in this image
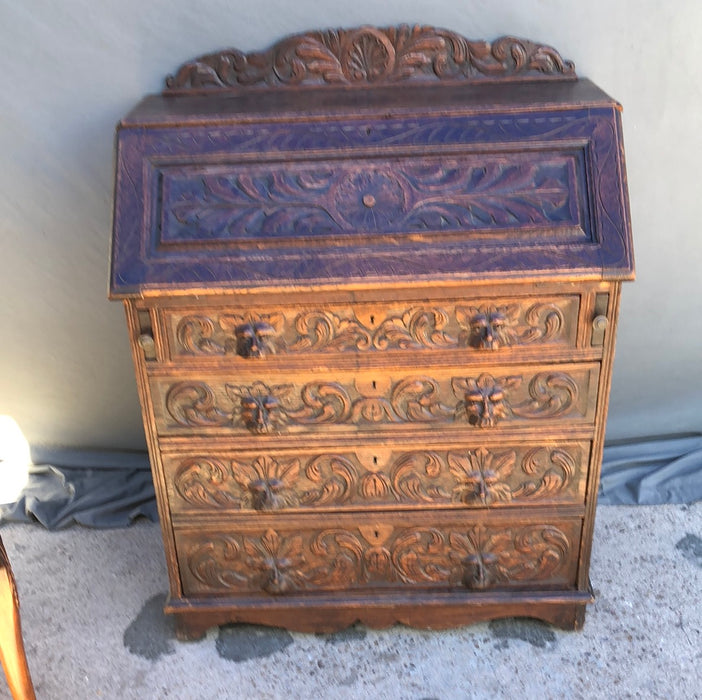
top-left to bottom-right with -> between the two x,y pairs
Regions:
0,537 -> 36,700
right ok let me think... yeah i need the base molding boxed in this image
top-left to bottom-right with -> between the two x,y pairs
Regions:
166,587 -> 594,640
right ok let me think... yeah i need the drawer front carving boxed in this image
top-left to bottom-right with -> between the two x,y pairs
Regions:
175,517 -> 582,596
163,295 -> 580,360
151,363 -> 600,437
164,441 -> 590,513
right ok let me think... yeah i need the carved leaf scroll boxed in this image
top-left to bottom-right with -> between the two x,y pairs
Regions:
164,369 -> 587,432
171,446 -> 581,511
163,159 -> 574,242
165,25 -> 575,92
183,522 -> 574,594
172,298 -> 572,358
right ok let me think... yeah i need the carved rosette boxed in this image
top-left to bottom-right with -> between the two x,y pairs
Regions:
182,522 -> 574,594
171,298 -> 571,358
165,26 -> 575,92
170,446 -> 581,512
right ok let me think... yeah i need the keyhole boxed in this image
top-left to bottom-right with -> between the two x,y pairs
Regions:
372,380 -> 377,390
373,456 -> 378,465
374,529 -> 379,539
369,314 -> 375,325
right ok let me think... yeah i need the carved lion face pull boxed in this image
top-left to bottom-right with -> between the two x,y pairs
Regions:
249,477 -> 285,510
470,312 -> 507,350
235,322 -> 276,358
240,394 -> 279,433
464,375 -> 508,428
460,552 -> 497,590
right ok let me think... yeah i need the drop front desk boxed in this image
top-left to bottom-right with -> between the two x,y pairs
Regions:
109,25 -> 634,639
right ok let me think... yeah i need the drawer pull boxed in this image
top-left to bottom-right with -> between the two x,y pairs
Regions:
235,322 -> 276,358
469,311 -> 507,350
137,333 -> 156,360
239,393 -> 280,434
592,315 -> 608,332
459,374 -> 517,428
591,293 -> 609,346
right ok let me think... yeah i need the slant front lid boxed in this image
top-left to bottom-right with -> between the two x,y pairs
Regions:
110,26 -> 634,297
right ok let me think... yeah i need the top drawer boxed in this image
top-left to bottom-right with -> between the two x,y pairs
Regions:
158,293 -> 581,362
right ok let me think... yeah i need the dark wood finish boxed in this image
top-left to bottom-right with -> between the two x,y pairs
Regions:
0,537 -> 36,700
164,26 -> 575,93
110,26 -> 634,638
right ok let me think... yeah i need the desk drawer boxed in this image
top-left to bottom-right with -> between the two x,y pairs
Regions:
175,513 -> 582,597
159,294 -> 581,362
163,440 -> 590,515
150,362 -> 600,439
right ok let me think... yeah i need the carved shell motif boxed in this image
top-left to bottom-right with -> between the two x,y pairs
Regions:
165,25 -> 575,92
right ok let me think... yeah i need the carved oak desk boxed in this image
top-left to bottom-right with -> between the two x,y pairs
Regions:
109,26 -> 634,639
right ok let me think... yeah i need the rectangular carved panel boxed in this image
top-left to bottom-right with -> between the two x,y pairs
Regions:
110,107 -> 634,298
156,151 -> 589,248
163,441 -> 590,514
175,514 -> 582,596
160,294 -> 580,360
150,362 -> 600,438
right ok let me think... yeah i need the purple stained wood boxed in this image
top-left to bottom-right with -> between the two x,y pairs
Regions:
110,99 -> 633,297
157,152 -> 583,246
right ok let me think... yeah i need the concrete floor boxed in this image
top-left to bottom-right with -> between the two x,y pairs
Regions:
1,503 -> 700,699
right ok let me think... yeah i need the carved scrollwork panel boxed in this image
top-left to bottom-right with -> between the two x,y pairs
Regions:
175,312 -> 284,357
173,458 -> 239,509
178,520 -> 578,595
510,372 -> 580,419
165,382 -> 231,427
456,301 -> 568,350
167,443 -> 585,512
159,367 -> 595,434
166,296 -> 577,358
160,157 -> 578,243
448,524 -> 572,590
451,366 -> 595,428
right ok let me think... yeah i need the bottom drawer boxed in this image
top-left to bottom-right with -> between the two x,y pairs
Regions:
174,513 -> 582,597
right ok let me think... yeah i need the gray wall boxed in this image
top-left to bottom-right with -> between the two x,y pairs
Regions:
1,1 -> 700,451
